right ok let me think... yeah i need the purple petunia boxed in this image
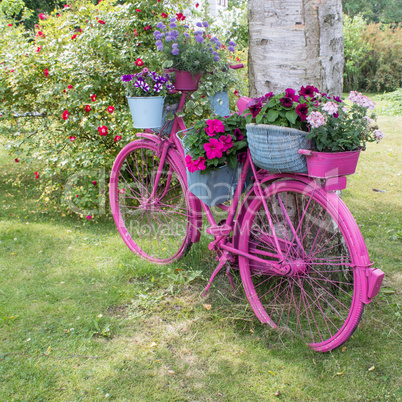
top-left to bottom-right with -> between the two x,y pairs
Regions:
121,75 -> 133,82
154,82 -> 163,93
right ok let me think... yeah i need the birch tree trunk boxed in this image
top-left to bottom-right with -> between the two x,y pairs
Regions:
248,0 -> 344,97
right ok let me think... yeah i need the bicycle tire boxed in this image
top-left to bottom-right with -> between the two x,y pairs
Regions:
110,139 -> 193,264
238,180 -> 366,352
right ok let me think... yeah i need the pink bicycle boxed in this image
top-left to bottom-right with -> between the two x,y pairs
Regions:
109,70 -> 384,352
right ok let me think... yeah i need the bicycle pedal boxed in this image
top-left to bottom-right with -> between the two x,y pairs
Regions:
206,224 -> 233,236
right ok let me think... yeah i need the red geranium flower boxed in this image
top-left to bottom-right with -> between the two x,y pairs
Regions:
71,34 -> 77,40
135,57 -> 144,66
44,68 -> 49,77
69,135 -> 76,141
64,5 -> 70,8
134,28 -> 138,36
85,105 -> 91,112
98,20 -> 105,24
196,2 -> 200,7
39,13 -> 47,20
36,46 -> 41,53
15,158 -> 19,162
144,25 -> 152,31
86,215 -> 92,220
63,89 -> 66,93
68,84 -> 73,89
161,12 -> 168,18
62,110 -> 69,120
136,8 -> 141,12
34,172 -> 39,179
107,106 -> 115,113
114,135 -> 121,142
176,12 -> 186,21
98,126 -> 108,136
90,94 -> 97,102
8,23 -> 13,27
37,31 -> 44,37
92,180 -> 97,185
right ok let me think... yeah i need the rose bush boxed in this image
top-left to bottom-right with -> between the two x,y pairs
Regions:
0,0 -> 187,218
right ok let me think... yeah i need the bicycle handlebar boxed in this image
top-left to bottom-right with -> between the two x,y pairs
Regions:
228,64 -> 244,70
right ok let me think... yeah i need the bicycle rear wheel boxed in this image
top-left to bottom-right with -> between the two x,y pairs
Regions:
110,139 -> 193,264
239,180 -> 366,352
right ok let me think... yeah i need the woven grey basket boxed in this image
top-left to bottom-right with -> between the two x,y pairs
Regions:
246,123 -> 309,173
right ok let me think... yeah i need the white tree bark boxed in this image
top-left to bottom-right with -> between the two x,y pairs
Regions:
248,0 -> 344,97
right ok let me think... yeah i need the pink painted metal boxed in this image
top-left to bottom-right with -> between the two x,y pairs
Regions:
110,76 -> 383,352
170,69 -> 201,91
298,148 -> 361,178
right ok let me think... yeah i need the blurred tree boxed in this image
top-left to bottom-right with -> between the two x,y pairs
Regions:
342,0 -> 402,24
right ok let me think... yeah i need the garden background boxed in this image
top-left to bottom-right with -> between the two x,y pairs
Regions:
0,0 -> 401,399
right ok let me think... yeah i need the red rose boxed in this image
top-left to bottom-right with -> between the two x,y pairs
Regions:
44,68 -> 49,77
161,12 -> 168,18
71,34 -> 77,40
98,20 -> 105,24
90,94 -> 96,102
85,105 -> 91,112
107,106 -> 115,113
62,110 -> 69,120
135,57 -> 144,66
98,126 -> 108,136
114,135 -> 122,142
69,135 -> 76,141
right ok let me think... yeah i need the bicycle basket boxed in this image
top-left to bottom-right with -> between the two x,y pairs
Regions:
246,123 -> 309,173
176,131 -> 246,206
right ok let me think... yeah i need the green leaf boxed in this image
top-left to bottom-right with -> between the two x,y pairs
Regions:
267,109 -> 279,122
286,110 -> 298,125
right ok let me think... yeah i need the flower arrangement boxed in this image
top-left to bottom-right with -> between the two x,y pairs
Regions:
182,114 -> 248,174
121,68 -> 174,97
244,87 -> 384,152
154,16 -> 236,75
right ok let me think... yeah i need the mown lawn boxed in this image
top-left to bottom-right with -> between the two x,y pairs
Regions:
0,108 -> 400,400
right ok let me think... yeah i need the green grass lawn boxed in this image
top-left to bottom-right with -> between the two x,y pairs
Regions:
0,108 -> 401,400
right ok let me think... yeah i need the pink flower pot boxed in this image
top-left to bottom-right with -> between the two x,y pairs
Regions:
172,70 -> 201,91
298,149 -> 361,178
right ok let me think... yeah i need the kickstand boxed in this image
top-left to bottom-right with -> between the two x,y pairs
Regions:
202,260 -> 226,297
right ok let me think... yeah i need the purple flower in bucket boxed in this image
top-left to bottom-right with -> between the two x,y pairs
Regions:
154,82 -> 163,93
121,75 -> 133,82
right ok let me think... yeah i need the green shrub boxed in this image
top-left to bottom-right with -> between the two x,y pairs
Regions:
373,88 -> 402,116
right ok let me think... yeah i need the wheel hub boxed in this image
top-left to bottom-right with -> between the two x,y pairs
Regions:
284,259 -> 308,276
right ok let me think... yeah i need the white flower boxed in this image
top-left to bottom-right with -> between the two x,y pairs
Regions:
322,101 -> 339,116
373,129 -> 384,143
307,111 -> 326,129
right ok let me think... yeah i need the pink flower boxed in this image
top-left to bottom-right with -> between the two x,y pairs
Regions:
98,20 -> 105,24
68,84 -> 73,89
219,135 -> 233,152
195,3 -> 200,7
299,85 -> 319,98
62,110 -> 69,120
204,138 -> 225,159
69,135 -> 75,141
90,94 -> 96,102
373,129 -> 384,143
86,215 -> 92,220
307,111 -> 326,129
34,172 -> 39,179
118,188 -> 125,194
44,68 -> 49,77
135,58 -> 144,66
279,96 -> 293,108
176,12 -> 186,21
107,106 -> 115,113
348,91 -> 376,110
205,119 -> 225,136
15,158 -> 19,162
114,135 -> 121,142
92,180 -> 97,185
322,101 -> 339,116
36,46 -> 41,53
185,155 -> 206,173
85,105 -> 91,112
285,88 -> 299,102
39,13 -> 47,20
234,128 -> 243,141
98,126 -> 108,136
8,23 -> 13,27
161,12 -> 168,18
144,24 -> 152,31
71,34 -> 77,40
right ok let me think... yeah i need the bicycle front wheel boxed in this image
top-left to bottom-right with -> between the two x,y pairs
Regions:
110,139 -> 193,264
239,180 -> 366,352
